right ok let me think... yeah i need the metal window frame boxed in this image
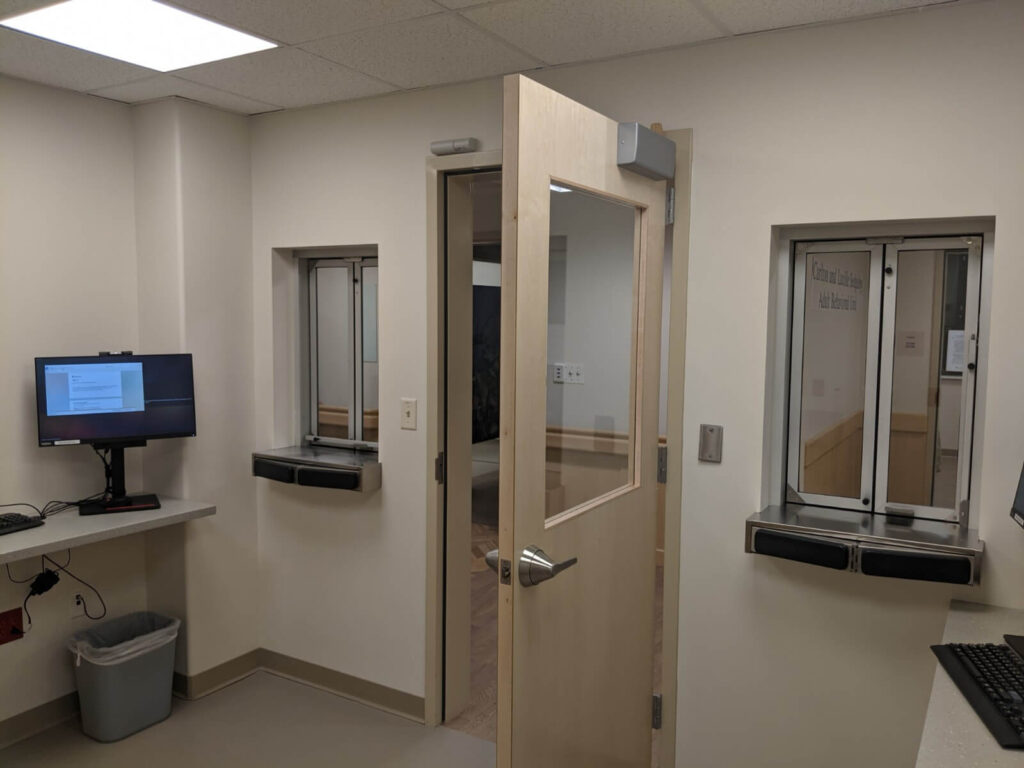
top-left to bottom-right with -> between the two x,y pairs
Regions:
787,241 -> 883,512
874,237 -> 981,525
306,256 -> 379,450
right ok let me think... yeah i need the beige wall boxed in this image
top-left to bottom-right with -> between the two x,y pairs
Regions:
0,77 -> 149,721
5,1 -> 1024,765
135,98 -> 260,676
247,0 -> 1024,761
250,81 -> 502,695
536,1 -> 1023,764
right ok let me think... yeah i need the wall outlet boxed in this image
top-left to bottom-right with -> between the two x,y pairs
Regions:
400,397 -> 417,430
71,593 -> 85,619
0,607 -> 24,645
554,363 -> 584,384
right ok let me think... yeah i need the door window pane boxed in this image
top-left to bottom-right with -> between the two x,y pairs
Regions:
315,265 -> 353,440
797,251 -> 871,499
545,184 -> 637,519
886,249 -> 967,509
361,266 -> 379,442
306,254 -> 379,446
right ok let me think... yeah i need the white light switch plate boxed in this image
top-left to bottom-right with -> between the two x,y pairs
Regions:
401,398 -> 417,430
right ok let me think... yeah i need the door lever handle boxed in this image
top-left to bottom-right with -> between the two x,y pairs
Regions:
485,548 -> 500,574
519,545 -> 578,587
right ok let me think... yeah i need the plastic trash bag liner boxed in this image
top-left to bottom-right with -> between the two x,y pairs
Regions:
69,611 -> 180,667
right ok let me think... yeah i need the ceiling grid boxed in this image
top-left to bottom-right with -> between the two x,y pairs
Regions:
0,0 -> 954,114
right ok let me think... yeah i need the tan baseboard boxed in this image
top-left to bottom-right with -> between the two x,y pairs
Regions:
259,649 -> 425,722
2,649 -> 425,750
174,648 -> 264,699
0,691 -> 78,750
177,647 -> 425,721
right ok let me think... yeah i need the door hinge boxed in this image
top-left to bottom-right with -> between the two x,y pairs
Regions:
657,444 -> 668,484
435,451 -> 445,484
652,693 -> 663,730
666,186 -> 675,226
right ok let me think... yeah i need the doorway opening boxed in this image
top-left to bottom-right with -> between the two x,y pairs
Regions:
440,168 -> 502,742
438,166 -> 672,765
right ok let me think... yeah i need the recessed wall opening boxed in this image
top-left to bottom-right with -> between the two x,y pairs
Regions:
753,217 -> 994,585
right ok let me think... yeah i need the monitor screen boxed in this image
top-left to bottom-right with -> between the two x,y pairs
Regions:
35,354 -> 196,446
1013,461 -> 1024,530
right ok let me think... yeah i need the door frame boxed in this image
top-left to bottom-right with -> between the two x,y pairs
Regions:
423,128 -> 692,768
426,149 -> 503,727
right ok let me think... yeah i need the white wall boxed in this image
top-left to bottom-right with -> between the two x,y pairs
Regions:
546,189 -> 635,434
891,252 -> 938,415
136,98 -> 259,676
535,1 -> 1024,764
245,3 -> 1024,762
314,265 -> 355,411
6,1 -> 1023,764
939,376 -> 962,451
251,81 -> 502,696
0,76 -> 148,721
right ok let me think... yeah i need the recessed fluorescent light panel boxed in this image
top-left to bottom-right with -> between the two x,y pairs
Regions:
0,0 -> 276,72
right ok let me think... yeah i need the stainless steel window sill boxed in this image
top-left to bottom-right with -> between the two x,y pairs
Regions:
252,445 -> 381,493
745,505 -> 983,585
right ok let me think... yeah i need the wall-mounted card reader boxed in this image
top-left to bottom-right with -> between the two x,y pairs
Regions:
698,424 -> 723,463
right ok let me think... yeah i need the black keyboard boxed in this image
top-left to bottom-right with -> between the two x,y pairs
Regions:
0,512 -> 44,536
933,641 -> 1024,747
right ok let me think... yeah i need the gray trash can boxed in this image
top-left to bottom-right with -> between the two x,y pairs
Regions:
68,611 -> 181,742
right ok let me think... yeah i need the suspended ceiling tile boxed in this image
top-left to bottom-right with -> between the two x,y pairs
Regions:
0,28 -> 153,92
91,75 -> 280,114
174,46 -> 396,109
164,0 -> 446,45
303,13 -> 539,89
463,0 -> 723,66
699,0 -> 951,35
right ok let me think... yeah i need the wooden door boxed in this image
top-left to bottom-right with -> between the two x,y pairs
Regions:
498,75 -> 666,768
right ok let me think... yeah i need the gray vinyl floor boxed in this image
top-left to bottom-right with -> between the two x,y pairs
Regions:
0,671 -> 496,768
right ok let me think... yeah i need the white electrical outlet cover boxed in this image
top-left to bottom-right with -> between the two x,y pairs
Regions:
401,397 -> 417,430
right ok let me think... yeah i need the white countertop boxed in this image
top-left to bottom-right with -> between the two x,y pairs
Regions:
0,497 -> 215,565
916,600 -> 1024,766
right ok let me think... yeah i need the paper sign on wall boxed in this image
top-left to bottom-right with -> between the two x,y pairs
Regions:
897,330 -> 925,357
946,330 -> 965,373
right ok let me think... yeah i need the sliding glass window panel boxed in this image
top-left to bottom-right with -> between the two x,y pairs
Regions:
876,239 -> 980,523
544,184 -> 638,521
312,263 -> 355,441
360,264 -> 379,443
787,243 -> 882,510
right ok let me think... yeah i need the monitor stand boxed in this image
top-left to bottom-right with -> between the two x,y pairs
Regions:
79,443 -> 161,516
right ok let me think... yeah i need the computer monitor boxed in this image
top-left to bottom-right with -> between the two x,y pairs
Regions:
35,353 -> 196,515
1011,461 -> 1024,531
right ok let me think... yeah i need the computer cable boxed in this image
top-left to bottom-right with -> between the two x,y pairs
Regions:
5,563 -> 35,584
0,501 -> 44,519
42,553 -> 107,620
41,490 -> 106,518
92,445 -> 114,499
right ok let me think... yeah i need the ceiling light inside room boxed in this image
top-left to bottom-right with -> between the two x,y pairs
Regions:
0,0 -> 276,72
